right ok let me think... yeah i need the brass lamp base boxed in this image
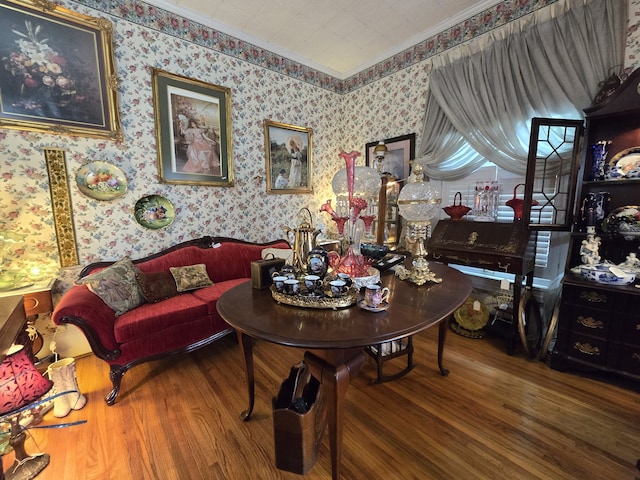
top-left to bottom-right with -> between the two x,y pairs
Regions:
395,220 -> 441,285
394,256 -> 441,285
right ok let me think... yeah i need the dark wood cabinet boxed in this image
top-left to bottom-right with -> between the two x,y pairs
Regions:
427,219 -> 536,354
427,220 -> 536,275
549,69 -> 640,380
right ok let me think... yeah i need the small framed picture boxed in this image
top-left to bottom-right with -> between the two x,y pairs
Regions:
0,0 -> 121,139
152,68 -> 233,187
365,133 -> 416,181
264,119 -> 313,194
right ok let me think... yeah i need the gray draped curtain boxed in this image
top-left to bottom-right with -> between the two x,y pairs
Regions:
417,0 -> 627,181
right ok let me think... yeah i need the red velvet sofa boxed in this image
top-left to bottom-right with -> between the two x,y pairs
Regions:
52,236 -> 290,405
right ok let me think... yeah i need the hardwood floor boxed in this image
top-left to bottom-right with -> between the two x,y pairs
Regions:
6,326 -> 640,480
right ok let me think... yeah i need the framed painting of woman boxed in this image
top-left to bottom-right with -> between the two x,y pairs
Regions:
264,119 -> 313,194
152,68 -> 233,187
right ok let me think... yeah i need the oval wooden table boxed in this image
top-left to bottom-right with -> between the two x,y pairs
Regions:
217,262 -> 471,480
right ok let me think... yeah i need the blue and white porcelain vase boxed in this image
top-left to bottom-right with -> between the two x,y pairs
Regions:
590,140 -> 611,181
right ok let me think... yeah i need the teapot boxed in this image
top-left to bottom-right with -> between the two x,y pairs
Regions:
307,247 -> 331,278
284,207 -> 321,273
442,192 -> 471,220
506,183 -> 538,221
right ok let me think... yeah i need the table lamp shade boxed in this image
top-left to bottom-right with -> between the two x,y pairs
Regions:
396,164 -> 441,222
0,345 -> 53,415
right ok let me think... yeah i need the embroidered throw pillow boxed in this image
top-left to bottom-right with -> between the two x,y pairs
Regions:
135,270 -> 179,303
169,264 -> 214,292
76,257 -> 145,315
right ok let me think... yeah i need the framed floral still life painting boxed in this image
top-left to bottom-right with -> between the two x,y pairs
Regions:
153,68 -> 233,187
264,119 -> 313,194
0,0 -> 121,140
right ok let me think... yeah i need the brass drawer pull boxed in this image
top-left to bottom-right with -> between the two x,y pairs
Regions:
573,342 -> 600,356
24,297 -> 40,310
498,262 -> 510,272
432,253 -> 442,260
576,316 -> 604,330
579,291 -> 607,303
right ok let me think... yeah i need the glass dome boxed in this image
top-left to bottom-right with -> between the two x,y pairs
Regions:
331,166 -> 381,198
397,164 -> 441,222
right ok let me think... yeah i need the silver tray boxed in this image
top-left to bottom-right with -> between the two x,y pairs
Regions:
270,285 -> 358,309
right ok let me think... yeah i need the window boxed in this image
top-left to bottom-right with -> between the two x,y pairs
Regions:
433,164 -> 561,289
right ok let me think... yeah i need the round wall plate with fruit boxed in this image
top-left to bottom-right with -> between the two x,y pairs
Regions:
76,161 -> 128,201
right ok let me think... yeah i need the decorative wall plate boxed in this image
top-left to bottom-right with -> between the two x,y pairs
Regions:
609,147 -> 640,177
453,297 -> 489,331
602,205 -> 640,239
76,161 -> 128,201
134,195 -> 175,229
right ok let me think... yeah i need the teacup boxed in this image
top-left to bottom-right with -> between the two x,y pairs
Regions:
284,279 -> 300,295
272,275 -> 288,292
329,279 -> 347,297
364,284 -> 390,308
337,273 -> 352,287
303,274 -> 321,291
280,264 -> 297,279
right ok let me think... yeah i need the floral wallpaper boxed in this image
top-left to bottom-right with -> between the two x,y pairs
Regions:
0,0 -> 639,298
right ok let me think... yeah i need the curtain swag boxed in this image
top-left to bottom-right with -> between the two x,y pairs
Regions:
416,0 -> 627,181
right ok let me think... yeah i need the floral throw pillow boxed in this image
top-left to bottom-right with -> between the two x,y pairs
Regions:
135,270 -> 179,303
169,264 -> 214,292
75,257 -> 145,316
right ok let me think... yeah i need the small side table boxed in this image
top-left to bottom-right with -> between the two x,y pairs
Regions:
0,278 -> 55,320
0,279 -> 55,363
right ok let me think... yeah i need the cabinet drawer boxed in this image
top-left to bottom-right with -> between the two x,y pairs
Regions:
620,316 -> 640,346
568,333 -> 608,366
617,345 -> 640,376
23,290 -> 53,317
563,285 -> 611,311
569,307 -> 610,339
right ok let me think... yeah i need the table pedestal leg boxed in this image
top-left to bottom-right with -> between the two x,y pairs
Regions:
236,331 -> 255,421
304,349 -> 365,480
437,316 -> 450,376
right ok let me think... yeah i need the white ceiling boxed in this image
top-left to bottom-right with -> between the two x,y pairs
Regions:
148,0 -> 500,78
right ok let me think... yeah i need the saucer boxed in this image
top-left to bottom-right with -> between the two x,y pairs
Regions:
358,299 -> 389,312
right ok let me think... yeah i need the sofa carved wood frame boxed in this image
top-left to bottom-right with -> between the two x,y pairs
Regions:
55,236 -> 288,405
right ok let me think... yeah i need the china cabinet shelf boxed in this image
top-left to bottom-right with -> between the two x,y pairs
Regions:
583,178 -> 640,186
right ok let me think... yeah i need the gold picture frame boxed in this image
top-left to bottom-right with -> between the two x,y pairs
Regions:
152,68 -> 233,187
365,133 -> 416,181
264,119 -> 313,194
0,0 -> 121,140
